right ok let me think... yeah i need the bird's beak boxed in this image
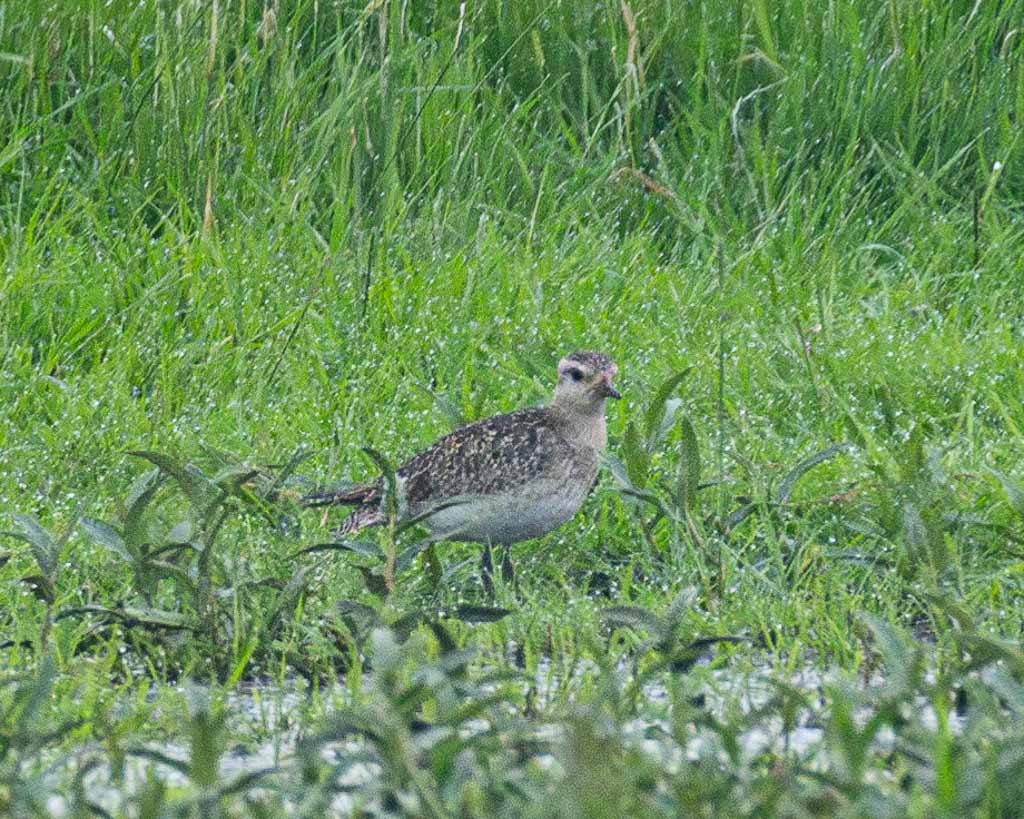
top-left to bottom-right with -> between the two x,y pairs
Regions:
599,377 -> 621,399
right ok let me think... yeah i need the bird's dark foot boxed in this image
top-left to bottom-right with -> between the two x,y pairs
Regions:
500,544 -> 516,589
481,544 -> 519,599
481,544 -> 495,597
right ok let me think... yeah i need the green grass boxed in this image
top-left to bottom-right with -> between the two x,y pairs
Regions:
2,0 -> 1024,815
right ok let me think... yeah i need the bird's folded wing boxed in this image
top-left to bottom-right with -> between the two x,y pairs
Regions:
398,407 -> 575,505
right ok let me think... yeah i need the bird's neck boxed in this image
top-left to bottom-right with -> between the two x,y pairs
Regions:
550,401 -> 608,450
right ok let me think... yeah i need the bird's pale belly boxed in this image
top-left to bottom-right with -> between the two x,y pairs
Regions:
418,479 -> 590,544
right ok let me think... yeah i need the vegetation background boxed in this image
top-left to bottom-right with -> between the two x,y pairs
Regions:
2,0 -> 1024,815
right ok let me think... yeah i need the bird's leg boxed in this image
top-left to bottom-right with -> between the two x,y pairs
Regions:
500,543 -> 515,588
481,539 -> 495,597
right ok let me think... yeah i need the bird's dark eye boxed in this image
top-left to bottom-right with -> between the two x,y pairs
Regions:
568,367 -> 584,382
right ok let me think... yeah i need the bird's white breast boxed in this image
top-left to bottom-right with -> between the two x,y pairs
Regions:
421,478 -> 591,544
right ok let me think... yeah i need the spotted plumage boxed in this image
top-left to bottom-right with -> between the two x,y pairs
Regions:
562,350 -> 616,371
305,351 -> 620,549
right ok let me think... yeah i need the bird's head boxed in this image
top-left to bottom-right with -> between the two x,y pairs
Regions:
552,351 -> 620,413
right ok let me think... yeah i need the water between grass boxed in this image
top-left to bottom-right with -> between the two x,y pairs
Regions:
41,656 -> 962,816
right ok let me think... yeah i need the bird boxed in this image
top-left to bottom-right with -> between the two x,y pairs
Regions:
305,351 -> 620,592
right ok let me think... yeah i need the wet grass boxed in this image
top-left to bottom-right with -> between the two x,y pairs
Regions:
2,0 -> 1024,814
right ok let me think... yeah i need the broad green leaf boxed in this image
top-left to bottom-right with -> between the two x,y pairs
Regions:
677,415 -> 701,516
9,514 -> 57,579
774,442 -> 848,505
902,500 -> 928,565
129,451 -> 217,512
57,604 -> 189,629
125,467 -> 162,511
121,606 -> 191,628
841,410 -> 868,451
145,559 -> 195,591
604,452 -> 636,490
124,467 -> 162,553
188,698 -> 227,789
357,565 -> 389,598
453,605 -> 512,623
337,600 -> 381,633
293,540 -> 383,559
150,541 -> 199,559
726,502 -> 755,531
622,420 -> 650,488
217,766 -> 280,798
902,500 -> 948,575
860,613 -> 918,697
604,454 -> 678,521
663,588 -> 699,629
396,538 -> 435,573
434,647 -> 476,675
122,748 -> 187,777
80,517 -> 134,563
899,424 -> 928,486
643,368 -> 692,444
603,605 -> 662,631
655,398 -> 685,445
394,610 -> 431,643
750,0 -> 777,61
984,665 -> 1024,714
958,633 -> 1024,676
922,589 -> 975,633
12,654 -> 58,724
211,465 -> 260,492
423,542 -> 443,591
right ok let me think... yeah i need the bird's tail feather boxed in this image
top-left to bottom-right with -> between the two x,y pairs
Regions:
334,506 -> 386,537
303,483 -> 380,508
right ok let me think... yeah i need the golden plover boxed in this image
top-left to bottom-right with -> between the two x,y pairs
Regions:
307,351 -> 620,588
